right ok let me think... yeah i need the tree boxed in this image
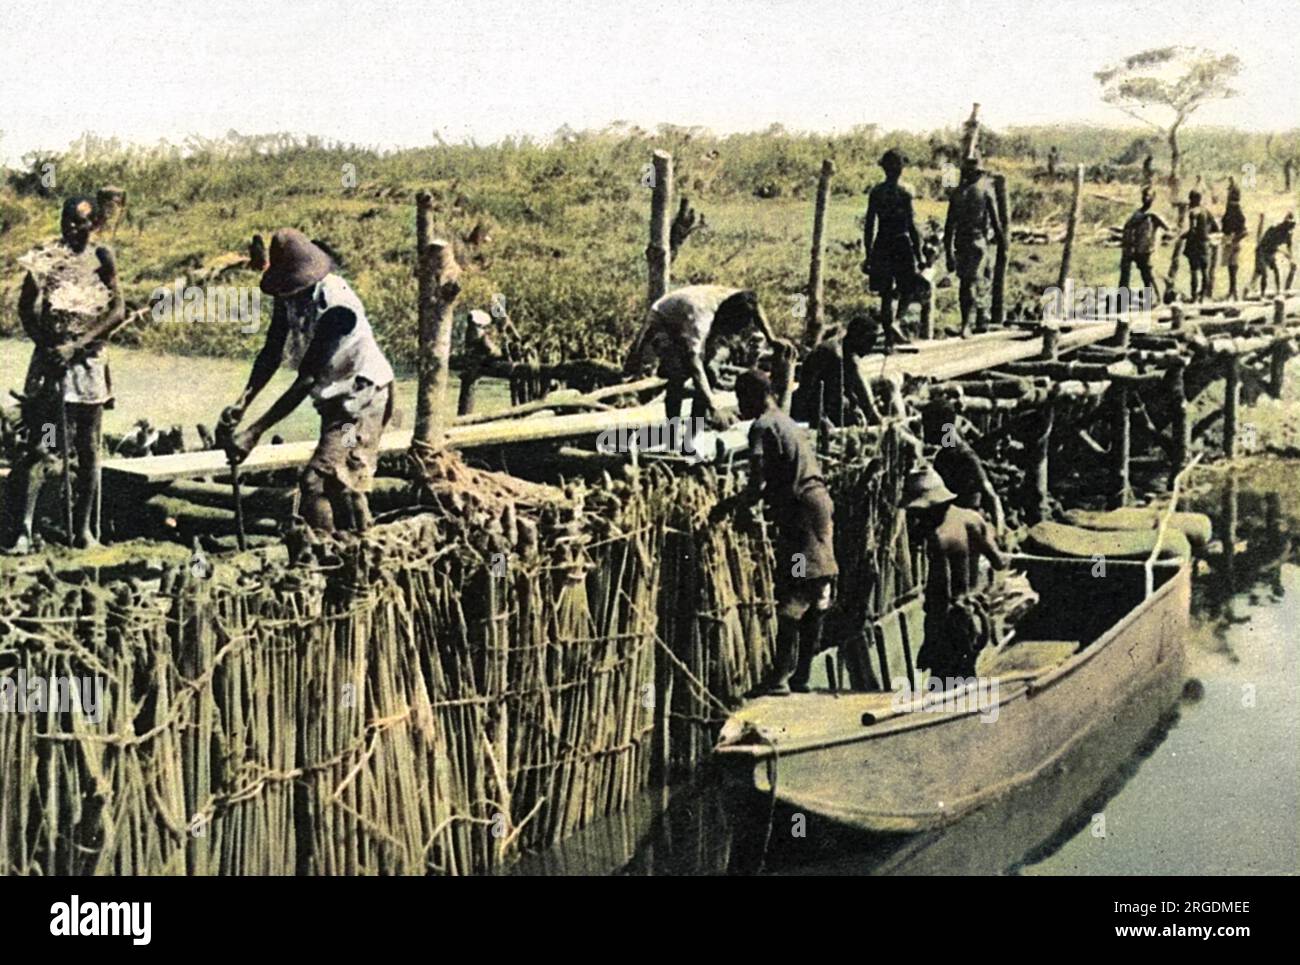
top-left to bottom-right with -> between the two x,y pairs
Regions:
1095,47 -> 1241,194
1267,130 -> 1300,191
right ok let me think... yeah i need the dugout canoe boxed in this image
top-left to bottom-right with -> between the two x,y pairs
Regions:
712,555 -> 1190,834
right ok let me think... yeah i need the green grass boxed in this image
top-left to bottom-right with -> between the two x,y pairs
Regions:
0,338 -> 510,445
2,124 -> 1296,371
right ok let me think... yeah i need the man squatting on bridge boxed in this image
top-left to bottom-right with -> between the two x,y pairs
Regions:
624,284 -> 791,427
3,196 -> 126,552
222,228 -> 395,532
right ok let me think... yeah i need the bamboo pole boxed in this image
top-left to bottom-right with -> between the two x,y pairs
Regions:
647,150 -> 673,307
805,159 -> 835,348
413,192 -> 463,449
1057,164 -> 1085,289
991,173 -> 1009,326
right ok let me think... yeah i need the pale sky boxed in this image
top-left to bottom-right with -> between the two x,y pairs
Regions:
1,0 -> 1298,164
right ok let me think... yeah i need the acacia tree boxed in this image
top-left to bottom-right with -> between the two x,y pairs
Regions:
1095,47 -> 1241,194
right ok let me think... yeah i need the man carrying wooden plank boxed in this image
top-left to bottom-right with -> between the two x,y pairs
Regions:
944,158 -> 1004,337
1118,187 -> 1169,307
624,285 -> 786,425
903,466 -> 1007,681
862,149 -> 922,348
2,196 -> 125,552
222,229 -> 394,532
712,369 -> 838,695
1253,212 -> 1295,298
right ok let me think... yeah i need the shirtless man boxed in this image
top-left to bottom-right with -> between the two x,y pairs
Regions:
903,466 -> 1007,680
862,149 -> 922,347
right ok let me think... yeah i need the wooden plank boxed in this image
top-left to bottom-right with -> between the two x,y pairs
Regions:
103,393 -> 737,485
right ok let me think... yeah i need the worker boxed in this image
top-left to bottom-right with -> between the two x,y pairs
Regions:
624,285 -> 787,425
2,196 -> 125,552
457,309 -> 496,415
712,369 -> 838,696
1119,187 -> 1169,308
1220,181 -> 1248,301
944,157 -> 1004,337
790,314 -> 880,427
1182,190 -> 1219,303
862,149 -> 922,348
1254,212 -> 1295,298
222,229 -> 395,533
902,466 -> 1007,681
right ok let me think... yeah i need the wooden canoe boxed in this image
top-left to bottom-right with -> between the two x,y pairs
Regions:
713,556 -> 1190,834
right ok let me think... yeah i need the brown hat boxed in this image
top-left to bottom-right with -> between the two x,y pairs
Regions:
260,228 -> 333,295
901,466 -> 957,510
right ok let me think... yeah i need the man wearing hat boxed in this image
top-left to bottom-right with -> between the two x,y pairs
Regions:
624,285 -> 786,426
943,157 -> 1004,337
863,149 -> 922,348
903,465 -> 1006,681
223,228 -> 394,532
711,368 -> 838,696
3,195 -> 125,552
1254,212 -> 1295,298
1119,187 -> 1170,307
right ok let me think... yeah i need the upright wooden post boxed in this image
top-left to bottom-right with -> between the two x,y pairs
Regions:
1057,164 -> 1085,290
1271,298 -> 1289,397
1223,356 -> 1240,458
1170,362 -> 1190,477
1204,241 -> 1219,301
991,173 -> 1009,326
1039,324 -> 1060,360
804,159 -> 835,348
647,150 -> 673,307
961,103 -> 981,160
1031,404 -> 1054,522
413,191 -> 462,450
1109,381 -> 1131,508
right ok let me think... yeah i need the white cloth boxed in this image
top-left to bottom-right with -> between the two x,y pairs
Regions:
278,273 -> 394,403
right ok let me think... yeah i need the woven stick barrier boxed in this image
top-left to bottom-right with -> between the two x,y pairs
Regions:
1,426 -> 915,876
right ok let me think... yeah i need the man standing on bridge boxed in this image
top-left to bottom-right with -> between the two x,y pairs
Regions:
1118,187 -> 1169,308
1182,190 -> 1219,303
2,196 -> 125,552
862,149 -> 922,348
944,157 -> 1004,337
1220,181 -> 1249,301
222,229 -> 395,533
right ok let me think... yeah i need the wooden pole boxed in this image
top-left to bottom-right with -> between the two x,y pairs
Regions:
1057,165 -> 1085,290
1223,356 -> 1240,459
413,191 -> 463,449
1170,362 -> 1190,477
647,150 -> 673,307
961,103 -> 981,160
991,173 -> 1009,326
1039,324 -> 1060,360
1271,298 -> 1289,397
1110,383 -> 1131,508
1204,241 -> 1219,301
805,159 -> 834,348
1031,404 -> 1054,522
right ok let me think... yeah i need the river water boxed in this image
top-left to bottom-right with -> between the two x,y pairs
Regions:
509,462 -> 1300,876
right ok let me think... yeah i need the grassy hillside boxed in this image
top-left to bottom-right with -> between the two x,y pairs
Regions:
1,124 -> 1295,372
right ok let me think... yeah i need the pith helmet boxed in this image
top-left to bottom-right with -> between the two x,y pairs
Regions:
901,466 -> 958,510
260,228 -> 333,296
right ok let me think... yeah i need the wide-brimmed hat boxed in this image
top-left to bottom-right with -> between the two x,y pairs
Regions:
901,466 -> 957,510
468,309 -> 493,328
260,228 -> 333,296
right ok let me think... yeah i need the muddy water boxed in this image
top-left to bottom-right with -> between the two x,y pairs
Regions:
508,462 -> 1300,876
